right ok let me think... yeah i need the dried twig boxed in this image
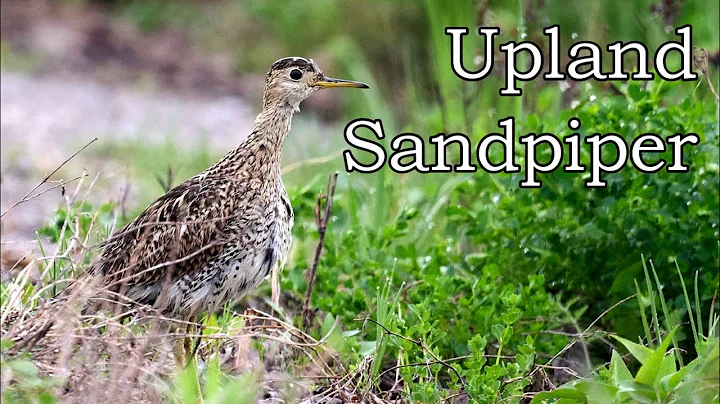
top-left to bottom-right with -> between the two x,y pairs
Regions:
282,150 -> 344,174
694,47 -> 719,103
154,165 -> 175,193
1,137 -> 97,218
301,172 -> 339,331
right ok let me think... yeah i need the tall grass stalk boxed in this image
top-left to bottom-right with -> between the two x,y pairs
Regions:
650,260 -> 683,365
694,271 -> 704,339
675,261 -> 699,346
639,258 -> 718,367
635,279 -> 653,346
641,256 -> 661,347
371,270 -> 403,381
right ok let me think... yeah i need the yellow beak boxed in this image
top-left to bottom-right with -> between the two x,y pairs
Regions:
312,76 -> 369,89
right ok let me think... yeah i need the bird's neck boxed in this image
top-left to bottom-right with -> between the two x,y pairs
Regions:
250,104 -> 295,153
213,104 -> 295,178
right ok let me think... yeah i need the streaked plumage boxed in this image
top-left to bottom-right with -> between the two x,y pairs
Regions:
90,57 -> 368,321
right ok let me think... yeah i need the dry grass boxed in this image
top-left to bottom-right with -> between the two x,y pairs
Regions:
0,149 -> 395,403
2,282 -> 396,403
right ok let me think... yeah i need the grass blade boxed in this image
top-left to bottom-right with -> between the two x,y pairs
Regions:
635,279 -> 652,345
651,260 -> 683,366
641,256 -> 660,348
694,270 -> 704,339
675,261 -> 698,345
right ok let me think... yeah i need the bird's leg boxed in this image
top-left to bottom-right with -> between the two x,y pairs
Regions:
271,264 -> 281,307
172,319 -> 195,368
184,320 -> 195,365
173,333 -> 186,368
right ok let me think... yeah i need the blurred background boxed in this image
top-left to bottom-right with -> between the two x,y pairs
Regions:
1,0 -> 719,377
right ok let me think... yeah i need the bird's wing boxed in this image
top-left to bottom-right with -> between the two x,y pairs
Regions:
92,178 -> 233,289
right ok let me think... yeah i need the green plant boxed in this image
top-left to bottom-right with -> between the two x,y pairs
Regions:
461,334 -> 536,403
446,78 -> 719,343
1,340 -> 60,404
532,261 -> 719,403
164,355 -> 257,404
38,201 -> 115,245
533,332 -> 719,403
280,180 -> 570,401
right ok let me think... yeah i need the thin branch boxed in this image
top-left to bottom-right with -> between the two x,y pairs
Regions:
25,176 -> 86,203
302,172 -> 339,331
282,150 -> 344,174
1,137 -> 97,218
529,294 -> 637,378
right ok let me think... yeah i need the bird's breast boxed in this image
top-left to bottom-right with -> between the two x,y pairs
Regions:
177,186 -> 294,315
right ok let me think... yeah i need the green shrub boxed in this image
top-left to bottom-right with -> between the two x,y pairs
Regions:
1,340 -> 60,404
282,182 -> 571,400
446,79 -> 719,342
533,333 -> 719,403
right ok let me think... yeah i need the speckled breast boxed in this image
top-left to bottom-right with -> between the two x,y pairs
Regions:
180,188 -> 294,315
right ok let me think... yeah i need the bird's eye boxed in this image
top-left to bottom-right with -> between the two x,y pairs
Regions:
289,69 -> 303,81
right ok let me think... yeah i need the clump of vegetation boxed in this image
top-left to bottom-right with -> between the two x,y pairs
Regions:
444,78 -> 719,342
533,261 -> 719,404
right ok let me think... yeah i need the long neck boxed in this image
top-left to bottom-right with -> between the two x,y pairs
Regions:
209,104 -> 295,178
248,104 -> 295,155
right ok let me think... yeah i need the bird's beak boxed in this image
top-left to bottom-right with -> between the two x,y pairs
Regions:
312,76 -> 369,89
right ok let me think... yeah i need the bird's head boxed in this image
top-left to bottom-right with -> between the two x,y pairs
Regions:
263,57 -> 368,111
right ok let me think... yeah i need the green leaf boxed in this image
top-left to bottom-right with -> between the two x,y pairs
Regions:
39,392 -> 57,404
616,379 -> 657,403
574,379 -> 617,404
609,350 -> 633,385
530,380 -> 587,403
320,313 -> 344,352
342,329 -> 361,338
10,360 -> 38,378
1,338 -> 14,350
655,354 -> 677,387
359,340 -> 376,356
263,298 -> 291,323
491,324 -> 505,342
612,335 -> 654,364
204,355 -> 224,399
321,313 -> 335,338
634,327 -> 678,386
175,362 -> 201,404
669,340 -> 719,404
660,359 -> 695,393
205,374 -> 257,404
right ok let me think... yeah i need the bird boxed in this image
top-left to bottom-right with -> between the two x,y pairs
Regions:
80,57 -> 368,366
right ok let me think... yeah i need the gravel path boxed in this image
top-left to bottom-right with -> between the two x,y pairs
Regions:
1,72 -> 257,155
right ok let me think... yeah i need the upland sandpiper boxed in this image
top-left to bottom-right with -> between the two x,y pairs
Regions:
88,57 -> 368,365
